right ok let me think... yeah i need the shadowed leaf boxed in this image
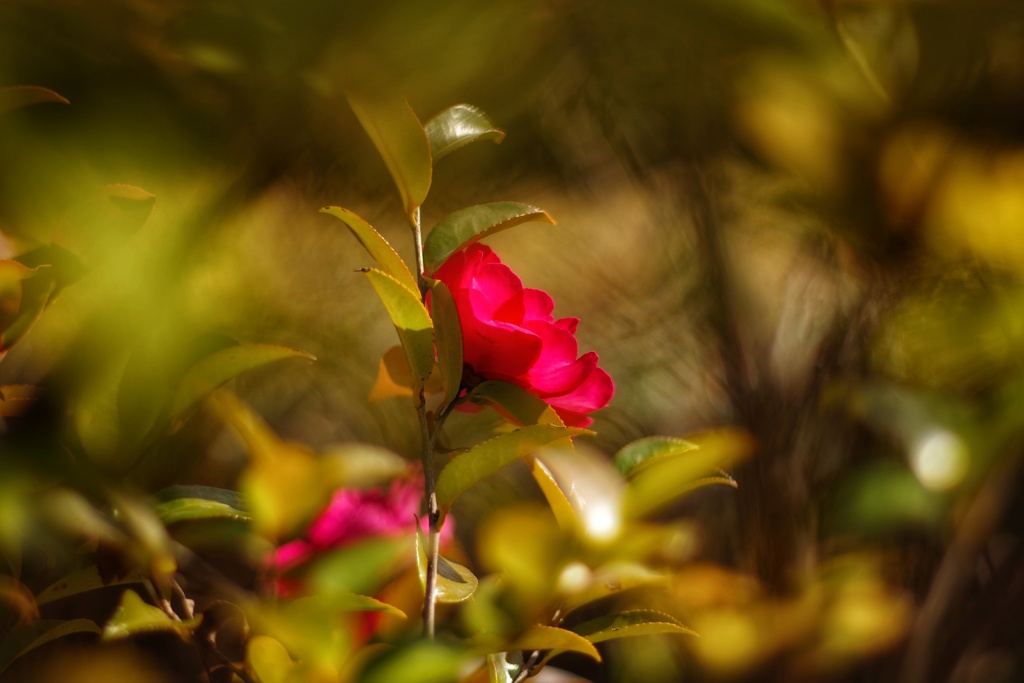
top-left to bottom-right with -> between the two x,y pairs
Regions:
0,619 -> 99,674
429,279 -> 463,409
424,203 -> 555,274
436,425 -> 590,510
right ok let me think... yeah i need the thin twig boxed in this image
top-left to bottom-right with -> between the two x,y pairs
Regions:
410,204 -> 441,639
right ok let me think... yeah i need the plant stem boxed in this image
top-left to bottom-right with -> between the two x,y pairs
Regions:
411,205 -> 440,639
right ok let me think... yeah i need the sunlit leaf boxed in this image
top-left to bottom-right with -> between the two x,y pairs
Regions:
423,203 -> 555,274
465,381 -> 563,427
364,269 -> 434,386
0,619 -> 99,674
532,447 -> 625,543
348,94 -> 432,219
416,528 -> 478,603
435,425 -> 590,510
429,279 -> 463,409
152,497 -> 251,525
321,206 -> 418,293
613,436 -> 699,477
571,610 -> 698,643
247,635 -> 295,683
528,457 -> 578,533
102,589 -> 199,640
424,104 -> 505,164
0,85 -> 68,115
506,625 -> 601,662
624,430 -> 751,519
172,343 -> 316,418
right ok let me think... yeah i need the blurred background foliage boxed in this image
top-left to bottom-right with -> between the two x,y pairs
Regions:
1,0 -> 1024,681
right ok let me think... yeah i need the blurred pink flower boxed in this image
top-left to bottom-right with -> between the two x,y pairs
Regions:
273,467 -> 442,576
431,243 -> 613,427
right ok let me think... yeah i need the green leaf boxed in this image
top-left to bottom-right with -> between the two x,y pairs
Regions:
613,436 -> 699,477
571,610 -> 698,643
171,344 -> 316,418
246,635 -> 295,683
415,529 -> 478,604
102,589 -> 200,640
35,566 -> 142,607
466,381 -> 563,427
623,431 -> 752,519
359,640 -> 465,683
152,498 -> 251,526
435,425 -> 590,510
507,625 -> 601,661
423,202 -> 555,274
0,619 -> 100,674
348,94 -> 432,219
429,280 -> 463,410
321,206 -> 418,293
307,537 -> 408,597
363,269 -> 434,386
0,86 -> 69,115
424,104 -> 505,164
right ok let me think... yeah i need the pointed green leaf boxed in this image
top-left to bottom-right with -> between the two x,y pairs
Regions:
102,589 -> 199,640
424,104 -> 505,164
435,425 -> 589,510
624,431 -> 752,519
613,436 -> 699,477
429,280 -> 463,409
172,344 -> 316,417
363,269 -> 434,385
508,625 -> 601,661
36,566 -> 145,607
571,610 -> 698,643
0,619 -> 100,674
416,529 -> 478,604
152,498 -> 251,525
349,94 -> 432,219
321,207 -> 418,293
423,203 -> 555,274
247,635 -> 295,683
0,86 -> 69,115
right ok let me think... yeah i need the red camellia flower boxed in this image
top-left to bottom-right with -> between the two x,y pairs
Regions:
431,243 -> 614,428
